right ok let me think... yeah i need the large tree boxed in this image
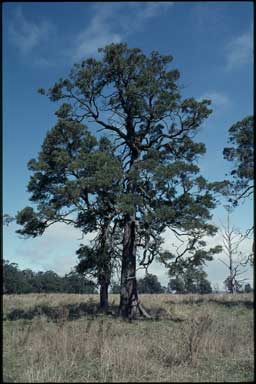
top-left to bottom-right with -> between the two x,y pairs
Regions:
20,43 -> 227,318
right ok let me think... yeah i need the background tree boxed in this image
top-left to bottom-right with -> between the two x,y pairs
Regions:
218,206 -> 249,294
168,276 -> 185,293
21,269 -> 41,293
63,270 -> 96,294
39,43 -> 227,318
137,273 -> 164,293
3,260 -> 28,294
244,283 -> 252,293
38,270 -> 64,293
223,276 -> 242,294
197,273 -> 212,294
168,265 -> 212,294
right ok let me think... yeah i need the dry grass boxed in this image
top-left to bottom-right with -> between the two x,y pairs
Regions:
3,293 -> 254,382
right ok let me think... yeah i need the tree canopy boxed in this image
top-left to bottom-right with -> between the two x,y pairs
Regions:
16,122 -> 123,238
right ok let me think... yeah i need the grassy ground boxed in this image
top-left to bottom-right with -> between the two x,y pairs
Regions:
3,293 -> 254,382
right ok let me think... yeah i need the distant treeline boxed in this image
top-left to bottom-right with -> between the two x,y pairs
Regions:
3,259 -> 252,295
3,260 -> 97,294
2,259 -> 213,295
3,259 -> 166,295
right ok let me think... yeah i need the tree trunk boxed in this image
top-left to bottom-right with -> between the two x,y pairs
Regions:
99,275 -> 109,311
119,214 -> 139,319
230,277 -> 235,294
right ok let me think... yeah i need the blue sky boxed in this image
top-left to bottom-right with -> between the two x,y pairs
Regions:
3,2 -> 253,288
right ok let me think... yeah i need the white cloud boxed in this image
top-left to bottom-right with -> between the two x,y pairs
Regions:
8,7 -> 53,55
136,2 -> 174,21
7,3 -> 174,65
42,221 -> 94,242
74,5 -> 122,60
73,2 -> 174,60
5,217 -> 253,286
13,222 -> 97,275
199,91 -> 230,109
225,27 -> 253,70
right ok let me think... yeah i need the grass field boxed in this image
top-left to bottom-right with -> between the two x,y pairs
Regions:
3,293 -> 254,382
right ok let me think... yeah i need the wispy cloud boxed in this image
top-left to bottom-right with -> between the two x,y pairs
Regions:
7,3 -> 174,66
199,91 -> 230,109
8,7 -> 53,56
74,5 -> 122,60
13,222 -> 97,275
73,2 -> 174,60
5,216 -> 253,285
135,2 -> 174,21
225,26 -> 253,70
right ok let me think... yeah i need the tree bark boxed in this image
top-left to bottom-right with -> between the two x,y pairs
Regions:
99,274 -> 109,311
119,214 -> 139,319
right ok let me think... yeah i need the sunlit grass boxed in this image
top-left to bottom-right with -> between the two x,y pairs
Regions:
3,293 -> 254,382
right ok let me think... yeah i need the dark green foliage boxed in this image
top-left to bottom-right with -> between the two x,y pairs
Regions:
15,120 -> 123,300
76,246 -> 101,276
16,121 -> 123,236
75,217 -> 122,295
35,271 -> 64,293
76,243 -> 113,287
2,260 -> 97,294
244,283 -> 252,293
3,260 -> 30,294
223,116 -> 254,205
168,276 -> 185,293
63,271 -> 96,294
16,207 -> 47,238
198,276 -> 212,294
137,273 -> 164,293
169,265 -> 212,294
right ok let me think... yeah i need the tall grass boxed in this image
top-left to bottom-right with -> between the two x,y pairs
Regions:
3,293 -> 254,382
